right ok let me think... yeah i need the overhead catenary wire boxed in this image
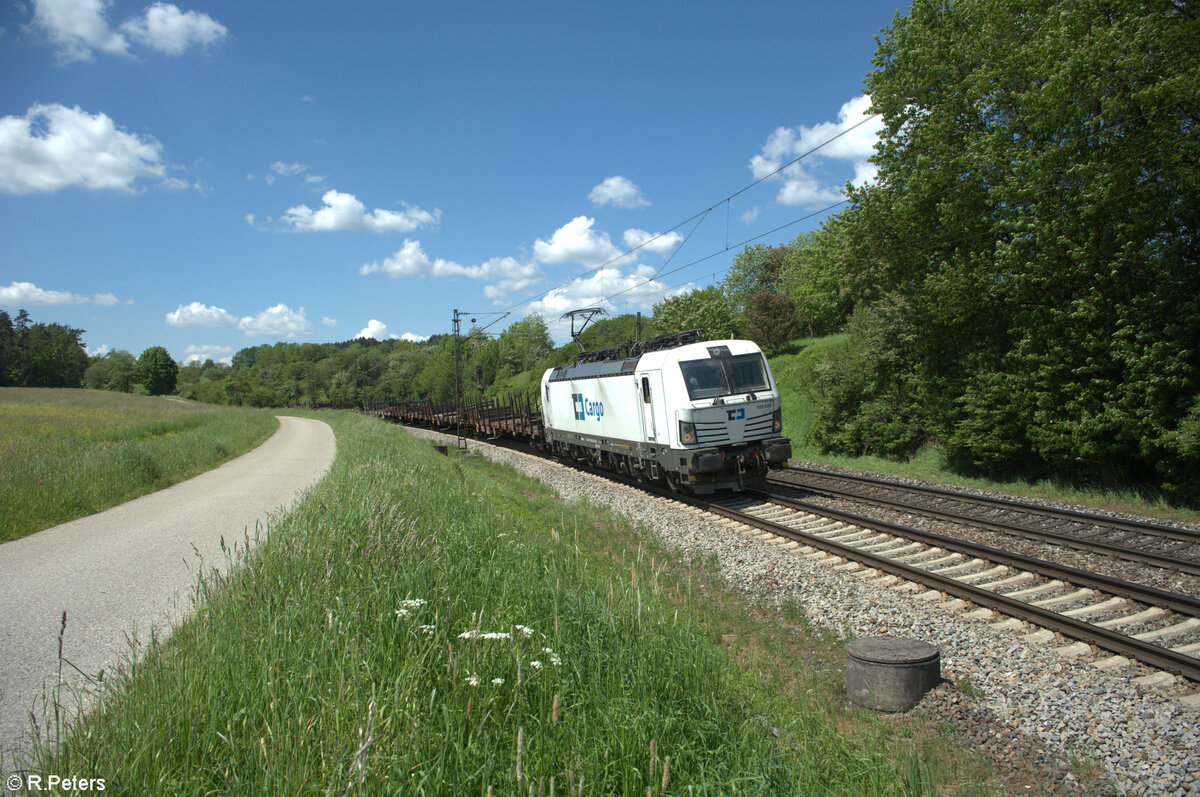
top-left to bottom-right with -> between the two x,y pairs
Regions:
499,111 -> 882,318
604,199 -> 849,307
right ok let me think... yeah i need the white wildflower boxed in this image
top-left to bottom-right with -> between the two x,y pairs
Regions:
530,660 -> 544,670
418,625 -> 435,635
399,599 -> 426,609
491,678 -> 504,686
515,625 -> 535,638
458,630 -> 511,640
542,647 -> 563,666
395,608 -> 410,618
465,674 -> 480,687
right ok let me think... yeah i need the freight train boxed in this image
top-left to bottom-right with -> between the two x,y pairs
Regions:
378,329 -> 792,494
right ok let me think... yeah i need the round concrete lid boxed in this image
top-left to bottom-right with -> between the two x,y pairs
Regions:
846,636 -> 939,665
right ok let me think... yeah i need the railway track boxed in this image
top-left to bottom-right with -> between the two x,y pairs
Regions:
771,465 -> 1200,579
674,487 -> 1200,684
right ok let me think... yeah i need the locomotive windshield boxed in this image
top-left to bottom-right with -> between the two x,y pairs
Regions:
680,353 -> 770,400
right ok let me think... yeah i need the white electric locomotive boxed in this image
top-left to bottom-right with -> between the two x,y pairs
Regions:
540,330 -> 792,493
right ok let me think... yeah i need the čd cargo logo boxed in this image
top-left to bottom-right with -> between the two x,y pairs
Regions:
572,393 -> 604,421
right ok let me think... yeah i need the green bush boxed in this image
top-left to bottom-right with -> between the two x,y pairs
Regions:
808,302 -> 930,460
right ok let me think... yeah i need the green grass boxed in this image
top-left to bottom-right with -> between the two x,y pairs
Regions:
0,388 -> 278,542
768,341 -> 1200,524
27,411 -> 1018,795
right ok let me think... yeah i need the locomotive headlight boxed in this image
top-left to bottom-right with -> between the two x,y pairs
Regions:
772,409 -> 782,433
679,420 -> 696,445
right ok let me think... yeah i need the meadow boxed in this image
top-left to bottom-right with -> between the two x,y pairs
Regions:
0,388 -> 277,542
29,411 -> 1015,794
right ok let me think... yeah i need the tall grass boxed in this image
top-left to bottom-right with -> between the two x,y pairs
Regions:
0,388 -> 277,542
36,411 -> 965,794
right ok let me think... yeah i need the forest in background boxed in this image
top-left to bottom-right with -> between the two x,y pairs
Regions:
8,0 -> 1197,502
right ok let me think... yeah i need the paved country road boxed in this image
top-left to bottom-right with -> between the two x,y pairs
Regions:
0,415 -> 336,767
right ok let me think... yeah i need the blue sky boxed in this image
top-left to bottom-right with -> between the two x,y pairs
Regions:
1,1 -> 904,363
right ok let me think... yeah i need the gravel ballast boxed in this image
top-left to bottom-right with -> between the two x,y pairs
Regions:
410,429 -> 1200,796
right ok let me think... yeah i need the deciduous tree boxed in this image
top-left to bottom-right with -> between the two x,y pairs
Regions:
653,287 -> 741,340
136,346 -> 179,396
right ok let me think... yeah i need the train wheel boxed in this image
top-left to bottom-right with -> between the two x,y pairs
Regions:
665,471 -> 681,492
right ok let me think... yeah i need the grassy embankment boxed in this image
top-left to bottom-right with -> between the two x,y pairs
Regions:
34,410 -> 1014,794
769,338 -> 1200,524
0,388 -> 277,542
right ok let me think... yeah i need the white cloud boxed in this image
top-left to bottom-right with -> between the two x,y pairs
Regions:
320,316 -> 337,327
0,280 -> 123,306
533,216 -> 623,267
281,189 -> 440,233
270,162 -> 305,176
358,220 -> 690,307
360,218 -> 691,307
31,0 -> 227,62
356,319 -> 393,341
354,320 -> 428,343
86,343 -> 111,357
776,168 -> 842,208
360,239 -> 453,277
475,257 -> 542,299
237,304 -> 313,338
525,266 -> 686,341
748,94 -> 883,208
165,301 -> 235,327
183,344 -> 232,364
622,228 -> 683,257
361,240 -> 543,302
0,282 -> 83,306
30,0 -> 130,61
0,104 -> 167,194
588,176 -> 649,209
119,2 -> 227,55
265,161 -> 306,185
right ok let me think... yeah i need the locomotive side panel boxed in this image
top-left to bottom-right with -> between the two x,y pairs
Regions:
542,372 -> 645,444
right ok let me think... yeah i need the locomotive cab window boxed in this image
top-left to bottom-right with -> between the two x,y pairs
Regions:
680,353 -> 770,400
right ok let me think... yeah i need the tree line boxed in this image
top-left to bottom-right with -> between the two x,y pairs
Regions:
1,309 -> 89,388
1,309 -> 178,395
